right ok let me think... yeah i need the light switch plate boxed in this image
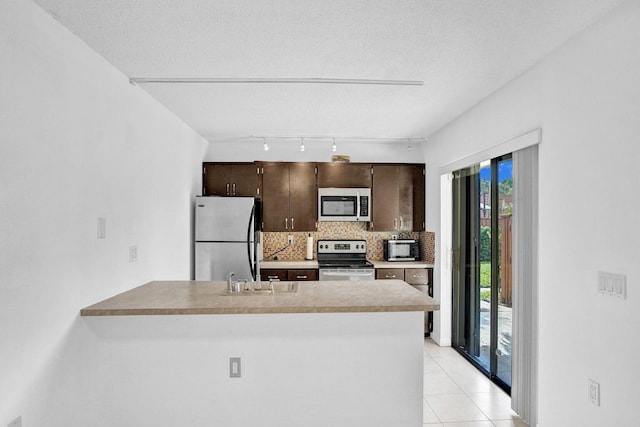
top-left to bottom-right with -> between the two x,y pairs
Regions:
598,271 -> 627,299
613,274 -> 627,299
129,245 -> 138,262
589,379 -> 600,406
97,217 -> 106,239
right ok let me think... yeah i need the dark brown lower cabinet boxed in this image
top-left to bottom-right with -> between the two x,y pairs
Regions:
287,269 -> 318,281
376,267 -> 434,336
260,269 -> 287,282
375,268 -> 405,280
260,269 -> 318,282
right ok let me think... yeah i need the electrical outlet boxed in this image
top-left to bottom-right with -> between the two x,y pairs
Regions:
129,245 -> 137,262
589,379 -> 600,406
8,416 -> 22,427
287,234 -> 294,244
230,357 -> 241,378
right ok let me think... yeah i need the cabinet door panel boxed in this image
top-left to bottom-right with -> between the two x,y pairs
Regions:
260,269 -> 288,281
398,166 -> 414,231
287,269 -> 318,281
317,163 -> 372,188
405,269 -> 428,285
371,165 -> 399,231
232,163 -> 260,197
203,163 -> 258,197
288,163 -> 317,231
261,163 -> 290,231
375,268 -> 405,280
203,163 -> 233,196
413,165 -> 425,231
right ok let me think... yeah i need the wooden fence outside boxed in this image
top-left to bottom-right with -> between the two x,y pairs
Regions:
480,215 -> 512,306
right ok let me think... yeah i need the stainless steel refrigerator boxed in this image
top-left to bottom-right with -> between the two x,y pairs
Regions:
194,196 -> 261,281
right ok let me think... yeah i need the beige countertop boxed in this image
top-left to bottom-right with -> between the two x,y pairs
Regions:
80,280 -> 440,316
260,260 -> 433,269
260,260 -> 319,269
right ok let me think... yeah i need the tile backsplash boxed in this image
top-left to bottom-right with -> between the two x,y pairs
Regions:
261,222 -> 435,263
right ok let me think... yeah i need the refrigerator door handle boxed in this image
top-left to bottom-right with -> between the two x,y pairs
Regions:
247,204 -> 256,279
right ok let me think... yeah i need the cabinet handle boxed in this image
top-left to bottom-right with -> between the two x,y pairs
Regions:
267,275 -> 279,280
285,218 -> 288,230
296,275 -> 307,279
394,218 -> 398,229
232,183 -> 236,196
387,274 -> 397,278
291,217 -> 294,230
226,183 -> 230,196
400,217 -> 404,229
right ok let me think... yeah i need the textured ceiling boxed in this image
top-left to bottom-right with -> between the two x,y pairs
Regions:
34,0 -> 624,143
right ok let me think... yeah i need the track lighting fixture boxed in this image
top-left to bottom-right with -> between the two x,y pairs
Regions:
249,135 -> 425,152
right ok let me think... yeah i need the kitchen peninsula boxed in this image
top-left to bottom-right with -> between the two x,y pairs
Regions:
81,280 -> 438,427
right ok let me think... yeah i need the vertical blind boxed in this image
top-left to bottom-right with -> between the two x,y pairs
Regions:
511,144 -> 539,425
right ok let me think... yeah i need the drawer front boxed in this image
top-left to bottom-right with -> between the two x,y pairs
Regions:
287,269 -> 318,281
376,268 -> 405,280
405,269 -> 429,285
260,269 -> 287,282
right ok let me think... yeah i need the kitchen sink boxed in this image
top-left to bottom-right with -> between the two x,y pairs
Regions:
226,281 -> 299,295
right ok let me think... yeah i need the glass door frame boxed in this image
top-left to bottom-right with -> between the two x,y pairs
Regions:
452,154 -> 512,395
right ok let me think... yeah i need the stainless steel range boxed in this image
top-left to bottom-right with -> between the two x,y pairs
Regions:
317,239 -> 375,281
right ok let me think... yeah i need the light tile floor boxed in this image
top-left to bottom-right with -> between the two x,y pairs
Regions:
423,338 -> 528,427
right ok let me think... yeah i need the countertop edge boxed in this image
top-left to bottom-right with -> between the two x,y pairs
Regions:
80,304 -> 440,317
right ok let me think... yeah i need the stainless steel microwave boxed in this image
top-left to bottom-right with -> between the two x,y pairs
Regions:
383,239 -> 420,261
318,188 -> 371,222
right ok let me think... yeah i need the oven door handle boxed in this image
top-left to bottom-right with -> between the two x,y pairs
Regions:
321,271 -> 373,277
356,191 -> 360,221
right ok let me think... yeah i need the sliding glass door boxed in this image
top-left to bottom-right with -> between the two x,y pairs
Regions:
452,154 -> 512,392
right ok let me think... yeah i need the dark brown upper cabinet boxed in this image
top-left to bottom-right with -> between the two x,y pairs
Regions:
412,164 -> 426,232
203,162 -> 260,197
371,164 -> 425,231
317,163 -> 372,188
259,162 -> 317,232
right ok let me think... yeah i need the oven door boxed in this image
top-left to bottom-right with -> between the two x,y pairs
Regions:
319,268 -> 375,281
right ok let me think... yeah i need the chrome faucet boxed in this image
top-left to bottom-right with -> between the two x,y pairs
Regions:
227,272 -> 235,292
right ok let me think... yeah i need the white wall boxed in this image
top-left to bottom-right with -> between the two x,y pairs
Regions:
423,1 -> 640,425
0,0 -> 207,425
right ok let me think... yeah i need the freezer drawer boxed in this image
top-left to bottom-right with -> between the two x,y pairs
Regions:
195,242 -> 253,281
